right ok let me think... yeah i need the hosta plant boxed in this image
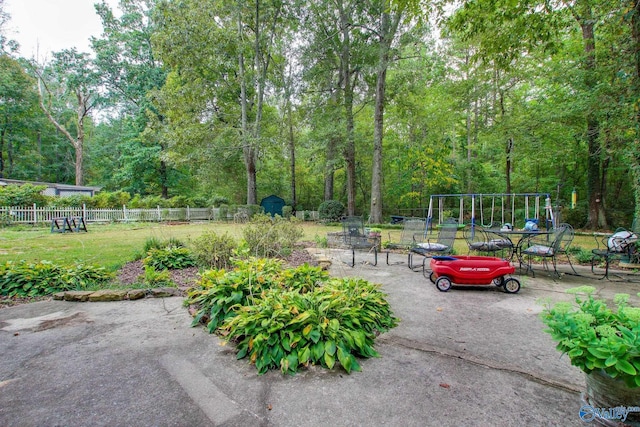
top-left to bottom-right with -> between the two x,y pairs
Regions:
540,286 -> 640,388
143,246 -> 196,270
186,258 -> 397,374
0,260 -> 113,297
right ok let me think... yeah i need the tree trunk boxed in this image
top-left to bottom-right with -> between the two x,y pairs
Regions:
580,15 -> 607,229
338,0 -> 356,216
370,6 -> 402,224
324,137 -> 336,201
631,0 -> 640,222
0,127 -> 4,178
287,101 -> 296,210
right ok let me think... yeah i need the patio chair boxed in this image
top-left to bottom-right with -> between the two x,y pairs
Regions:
556,223 -> 577,275
384,217 -> 427,265
341,216 -> 378,267
591,225 -> 638,279
408,220 -> 458,271
520,225 -> 568,278
462,225 -> 514,260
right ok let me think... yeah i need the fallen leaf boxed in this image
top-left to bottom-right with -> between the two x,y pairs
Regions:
436,307 -> 443,312
439,383 -> 450,389
267,404 -> 273,411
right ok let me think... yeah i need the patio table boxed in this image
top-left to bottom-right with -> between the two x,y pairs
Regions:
483,228 -> 553,273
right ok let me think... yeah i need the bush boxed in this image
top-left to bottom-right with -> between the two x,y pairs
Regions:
136,265 -> 175,288
0,261 -> 113,297
186,258 -> 397,375
242,213 -> 303,257
143,247 -> 196,270
318,200 -> 345,222
0,184 -> 50,206
191,231 -> 237,269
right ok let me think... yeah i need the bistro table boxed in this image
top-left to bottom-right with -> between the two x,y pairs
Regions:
483,228 -> 553,273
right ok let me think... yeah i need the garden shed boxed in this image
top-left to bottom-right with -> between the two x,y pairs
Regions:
260,194 -> 286,217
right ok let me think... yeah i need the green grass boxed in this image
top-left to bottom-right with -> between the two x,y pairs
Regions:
0,222 -> 341,271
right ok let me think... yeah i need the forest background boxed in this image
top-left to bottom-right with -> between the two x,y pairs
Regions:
1,0 -> 639,230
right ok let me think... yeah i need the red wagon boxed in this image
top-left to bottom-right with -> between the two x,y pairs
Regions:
429,255 -> 520,293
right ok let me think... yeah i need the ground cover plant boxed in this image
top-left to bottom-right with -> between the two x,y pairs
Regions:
186,258 -> 398,375
0,260 -> 113,297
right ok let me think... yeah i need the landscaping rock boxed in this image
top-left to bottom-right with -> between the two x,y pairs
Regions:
150,287 -> 181,298
88,290 -> 128,302
127,289 -> 146,300
63,291 -> 95,302
53,292 -> 66,301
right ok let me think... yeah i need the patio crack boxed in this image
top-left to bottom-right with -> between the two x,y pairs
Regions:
378,335 -> 582,394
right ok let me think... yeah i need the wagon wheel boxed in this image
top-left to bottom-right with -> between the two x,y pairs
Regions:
492,276 -> 505,287
429,272 -> 437,284
503,278 -> 520,294
435,276 -> 452,292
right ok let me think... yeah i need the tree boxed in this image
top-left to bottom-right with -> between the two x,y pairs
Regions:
152,0 -> 290,205
91,0 -> 175,197
34,49 -> 100,186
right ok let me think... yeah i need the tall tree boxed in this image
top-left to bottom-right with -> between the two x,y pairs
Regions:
34,49 -> 100,186
91,0 -> 174,197
368,0 -> 405,223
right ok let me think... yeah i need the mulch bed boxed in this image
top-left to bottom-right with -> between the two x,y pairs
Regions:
0,249 -> 319,310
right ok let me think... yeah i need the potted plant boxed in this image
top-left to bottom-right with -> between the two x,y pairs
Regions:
368,227 -> 382,238
541,286 -> 640,424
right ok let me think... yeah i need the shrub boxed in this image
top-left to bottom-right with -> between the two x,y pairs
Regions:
186,259 -> 397,375
143,246 -> 196,270
0,261 -> 113,297
191,231 -> 237,269
137,265 -> 175,288
242,213 -> 303,257
318,200 -> 345,222
0,184 -> 50,206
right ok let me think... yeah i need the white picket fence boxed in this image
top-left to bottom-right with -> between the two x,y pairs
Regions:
0,204 -> 320,225
0,205 -> 215,224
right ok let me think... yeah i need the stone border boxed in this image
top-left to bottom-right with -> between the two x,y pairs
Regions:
53,287 -> 182,302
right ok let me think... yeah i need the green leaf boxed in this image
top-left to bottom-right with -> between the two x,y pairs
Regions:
604,355 -> 617,367
311,341 -> 324,362
324,340 -> 337,356
587,347 -> 609,359
615,359 -> 637,376
324,351 -> 335,369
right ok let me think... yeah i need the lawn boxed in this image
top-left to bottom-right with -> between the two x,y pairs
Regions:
0,221 -> 342,271
0,221 -> 601,272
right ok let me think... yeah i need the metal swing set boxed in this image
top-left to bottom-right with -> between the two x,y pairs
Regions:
426,193 -> 555,231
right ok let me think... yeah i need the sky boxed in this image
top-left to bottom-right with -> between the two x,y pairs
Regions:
4,0 -> 119,59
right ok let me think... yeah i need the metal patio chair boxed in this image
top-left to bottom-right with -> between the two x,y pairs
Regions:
384,217 -> 427,265
591,225 -> 638,279
520,225 -> 568,278
408,219 -> 458,271
341,216 -> 378,267
463,225 -> 514,260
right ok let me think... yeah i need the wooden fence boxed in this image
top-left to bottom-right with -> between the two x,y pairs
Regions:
0,204 -> 320,225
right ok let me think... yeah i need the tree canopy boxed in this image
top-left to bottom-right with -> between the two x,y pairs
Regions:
1,0 -> 638,228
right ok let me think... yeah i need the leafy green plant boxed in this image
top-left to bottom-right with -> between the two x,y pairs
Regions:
242,213 -> 303,257
574,248 -> 594,264
314,234 -> 328,248
0,260 -> 113,297
186,258 -> 397,375
318,200 -> 345,222
190,231 -> 237,269
143,246 -> 196,270
540,286 -> 640,388
137,265 -> 175,288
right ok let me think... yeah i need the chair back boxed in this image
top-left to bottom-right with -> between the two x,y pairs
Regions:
437,222 -> 459,250
399,218 -> 427,246
342,216 -> 366,246
557,223 -> 574,254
